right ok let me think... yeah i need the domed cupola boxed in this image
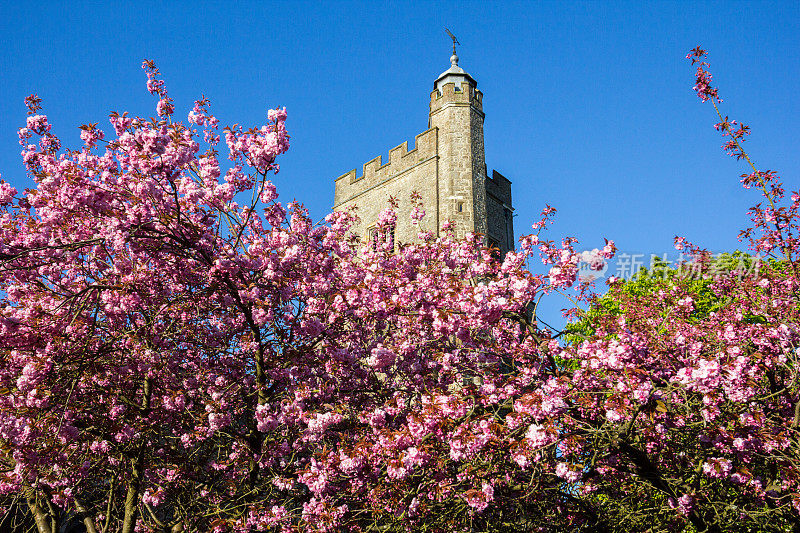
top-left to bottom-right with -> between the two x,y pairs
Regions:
434,52 -> 477,93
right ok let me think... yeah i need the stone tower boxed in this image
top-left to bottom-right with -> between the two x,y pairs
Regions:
333,50 -> 514,253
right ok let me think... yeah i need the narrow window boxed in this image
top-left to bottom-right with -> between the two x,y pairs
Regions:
368,226 -> 395,253
368,227 -> 379,252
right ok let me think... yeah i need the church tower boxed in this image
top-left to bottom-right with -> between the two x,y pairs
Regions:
333,47 -> 514,253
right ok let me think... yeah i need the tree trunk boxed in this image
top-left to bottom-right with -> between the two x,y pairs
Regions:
25,490 -> 53,533
122,377 -> 152,533
121,449 -> 144,533
74,497 -> 99,533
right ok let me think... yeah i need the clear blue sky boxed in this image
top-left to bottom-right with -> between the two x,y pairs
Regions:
1,1 -> 798,323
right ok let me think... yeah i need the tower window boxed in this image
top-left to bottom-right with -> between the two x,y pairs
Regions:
368,227 -> 378,251
457,201 -> 464,213
368,226 -> 395,252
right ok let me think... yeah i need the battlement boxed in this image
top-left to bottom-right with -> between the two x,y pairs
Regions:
334,127 -> 439,207
429,81 -> 483,114
486,169 -> 512,206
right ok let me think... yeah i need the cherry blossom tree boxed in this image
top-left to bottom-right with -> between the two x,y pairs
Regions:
536,48 -> 800,532
0,61 -> 608,533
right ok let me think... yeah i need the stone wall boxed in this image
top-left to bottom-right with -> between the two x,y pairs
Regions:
333,128 -> 440,245
485,170 -> 514,252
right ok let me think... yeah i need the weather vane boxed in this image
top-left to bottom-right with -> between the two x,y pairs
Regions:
445,28 -> 460,56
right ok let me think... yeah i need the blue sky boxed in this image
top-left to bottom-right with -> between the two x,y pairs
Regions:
1,1 -> 798,323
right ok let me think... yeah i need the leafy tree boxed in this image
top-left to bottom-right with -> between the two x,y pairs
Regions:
566,251 -> 764,343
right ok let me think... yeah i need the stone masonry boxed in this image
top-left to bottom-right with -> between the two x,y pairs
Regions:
333,52 -> 514,254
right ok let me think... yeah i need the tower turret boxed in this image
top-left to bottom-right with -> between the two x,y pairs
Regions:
428,51 -> 488,241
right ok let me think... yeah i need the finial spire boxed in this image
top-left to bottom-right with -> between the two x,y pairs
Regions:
445,28 -> 460,65
434,29 -> 476,91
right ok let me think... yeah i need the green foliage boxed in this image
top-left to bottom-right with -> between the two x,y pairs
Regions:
564,252 -> 762,345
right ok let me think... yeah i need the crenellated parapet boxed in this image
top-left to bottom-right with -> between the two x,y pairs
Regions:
429,81 -> 483,116
486,169 -> 512,206
333,128 -> 439,207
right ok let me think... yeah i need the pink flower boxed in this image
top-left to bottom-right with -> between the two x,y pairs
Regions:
555,462 -> 581,483
366,344 -> 395,370
0,181 -> 17,205
26,114 -> 51,134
